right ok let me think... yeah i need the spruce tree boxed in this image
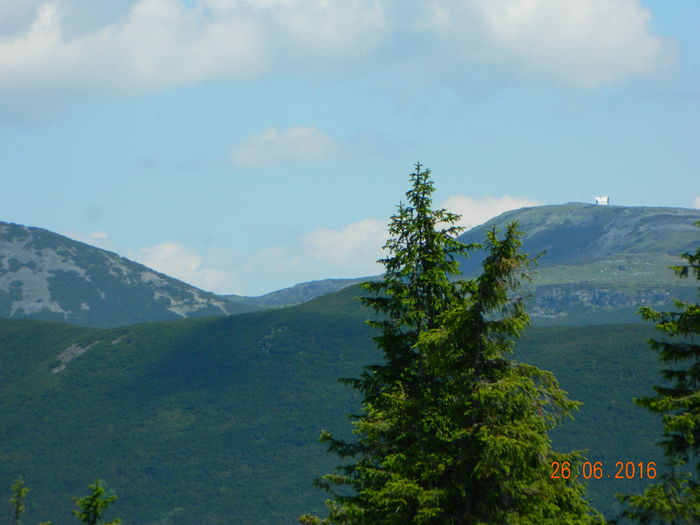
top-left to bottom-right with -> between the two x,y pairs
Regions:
347,162 -> 473,402
413,223 -> 603,523
9,477 -> 28,525
302,164 -> 602,524
617,222 -> 700,524
72,479 -> 120,525
7,478 -> 51,525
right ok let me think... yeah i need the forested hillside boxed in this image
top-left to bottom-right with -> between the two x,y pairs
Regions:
0,285 -> 664,523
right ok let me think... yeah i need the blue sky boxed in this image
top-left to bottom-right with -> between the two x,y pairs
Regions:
1,0 -> 698,295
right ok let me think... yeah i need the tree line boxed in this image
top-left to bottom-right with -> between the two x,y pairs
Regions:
8,478 -> 119,525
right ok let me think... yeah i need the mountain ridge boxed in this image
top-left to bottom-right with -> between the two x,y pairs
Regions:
0,221 -> 245,327
2,202 -> 698,327
455,203 -> 699,324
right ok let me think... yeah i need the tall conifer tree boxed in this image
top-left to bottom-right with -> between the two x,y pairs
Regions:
301,164 -> 602,524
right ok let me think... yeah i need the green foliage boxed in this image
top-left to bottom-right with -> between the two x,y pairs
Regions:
0,311 -> 663,523
5,476 -> 122,525
307,163 -> 475,523
409,223 -> 602,524
10,477 -> 29,525
7,477 -> 52,525
354,162 -> 475,399
306,165 -> 602,523
72,479 -> 120,525
618,473 -> 700,525
617,221 -> 700,523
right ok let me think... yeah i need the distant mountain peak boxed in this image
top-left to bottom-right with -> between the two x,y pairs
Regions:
0,221 -> 243,327
455,203 -> 700,324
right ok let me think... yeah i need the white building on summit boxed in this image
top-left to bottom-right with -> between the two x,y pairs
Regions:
595,196 -> 610,205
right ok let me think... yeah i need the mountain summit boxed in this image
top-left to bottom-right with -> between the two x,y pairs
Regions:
456,203 -> 700,324
0,221 -> 244,327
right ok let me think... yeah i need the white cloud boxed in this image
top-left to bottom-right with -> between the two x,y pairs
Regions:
303,218 -> 387,270
0,0 -> 268,118
0,0 -> 675,119
488,0 -> 674,88
0,1 -> 45,35
130,241 -> 231,292
236,198 -> 543,294
62,201 -> 547,297
121,201 -> 548,295
420,0 -> 676,88
440,194 -> 543,230
211,0 -> 387,70
230,126 -> 348,167
120,218 -> 387,296
693,196 -> 700,209
63,230 -> 118,251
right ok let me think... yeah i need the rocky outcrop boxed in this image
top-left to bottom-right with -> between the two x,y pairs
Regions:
0,221 -> 233,327
527,285 -> 695,322
52,341 -> 101,373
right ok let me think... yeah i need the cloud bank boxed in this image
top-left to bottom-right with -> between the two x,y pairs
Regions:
302,218 -> 387,270
0,0 -> 676,119
230,126 -> 348,167
440,194 -> 544,230
105,194 -> 539,295
130,242 -> 231,293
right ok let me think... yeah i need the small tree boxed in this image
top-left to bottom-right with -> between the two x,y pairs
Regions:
72,479 -> 120,525
617,221 -> 700,524
9,477 -> 29,525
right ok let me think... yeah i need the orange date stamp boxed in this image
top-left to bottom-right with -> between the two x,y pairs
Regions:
550,461 -> 657,480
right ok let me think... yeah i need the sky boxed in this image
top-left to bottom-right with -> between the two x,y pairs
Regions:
1,0 -> 698,296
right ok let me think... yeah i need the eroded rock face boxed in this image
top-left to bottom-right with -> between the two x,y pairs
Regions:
522,283 -> 697,325
52,341 -> 101,373
0,221 -> 233,327
532,287 -> 672,311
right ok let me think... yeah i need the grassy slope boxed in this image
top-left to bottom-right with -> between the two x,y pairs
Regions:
455,204 -> 699,325
456,204 -> 700,272
0,287 -> 671,523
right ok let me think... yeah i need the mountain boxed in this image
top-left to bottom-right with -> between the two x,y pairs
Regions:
3,203 -> 698,328
0,221 -> 255,327
0,286 -> 668,523
223,276 -> 373,309
456,203 -> 700,325
223,203 -> 700,323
